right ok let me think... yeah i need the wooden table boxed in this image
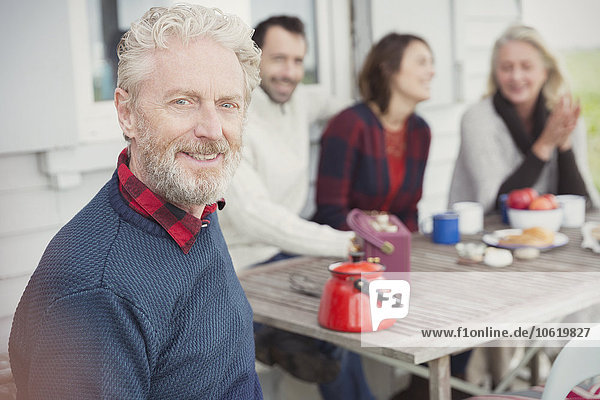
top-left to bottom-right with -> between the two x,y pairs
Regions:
239,213 -> 600,400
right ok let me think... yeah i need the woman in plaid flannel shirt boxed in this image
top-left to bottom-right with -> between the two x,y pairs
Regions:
314,33 -> 434,232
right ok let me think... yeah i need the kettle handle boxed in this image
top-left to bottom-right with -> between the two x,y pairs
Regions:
347,209 -> 395,255
354,278 -> 370,295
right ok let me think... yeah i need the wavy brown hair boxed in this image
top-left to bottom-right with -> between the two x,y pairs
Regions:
359,33 -> 430,114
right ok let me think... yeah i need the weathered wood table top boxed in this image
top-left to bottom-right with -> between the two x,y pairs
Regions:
239,212 -> 600,400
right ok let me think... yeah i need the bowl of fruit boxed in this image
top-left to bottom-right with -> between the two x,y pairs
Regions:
506,188 -> 563,231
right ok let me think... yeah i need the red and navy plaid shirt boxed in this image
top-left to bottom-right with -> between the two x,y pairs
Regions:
116,148 -> 224,254
313,103 -> 430,232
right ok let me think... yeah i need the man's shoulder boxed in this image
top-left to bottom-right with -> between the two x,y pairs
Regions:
39,180 -> 120,278
55,176 -> 120,247
16,180 -> 121,317
292,83 -> 322,98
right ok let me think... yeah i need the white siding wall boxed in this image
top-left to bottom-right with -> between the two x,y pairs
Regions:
1,1 -> 78,154
454,0 -> 521,102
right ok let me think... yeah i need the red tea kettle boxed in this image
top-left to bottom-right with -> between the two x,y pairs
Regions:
318,259 -> 396,332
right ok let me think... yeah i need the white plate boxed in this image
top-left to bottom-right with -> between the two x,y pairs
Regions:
482,229 -> 569,250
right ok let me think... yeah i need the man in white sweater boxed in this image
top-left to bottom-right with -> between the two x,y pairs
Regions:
219,16 -> 377,400
219,15 -> 354,271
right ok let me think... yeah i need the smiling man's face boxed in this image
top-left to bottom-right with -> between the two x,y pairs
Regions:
258,25 -> 306,104
116,36 -> 246,215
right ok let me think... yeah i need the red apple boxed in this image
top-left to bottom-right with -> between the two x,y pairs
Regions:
507,188 -> 538,209
529,196 -> 556,210
522,188 -> 538,202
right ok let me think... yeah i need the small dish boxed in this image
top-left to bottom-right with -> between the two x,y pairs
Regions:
455,242 -> 486,263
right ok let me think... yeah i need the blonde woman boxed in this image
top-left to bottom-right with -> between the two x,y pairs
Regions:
449,24 -> 600,213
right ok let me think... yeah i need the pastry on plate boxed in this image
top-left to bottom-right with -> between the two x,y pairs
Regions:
499,227 -> 555,247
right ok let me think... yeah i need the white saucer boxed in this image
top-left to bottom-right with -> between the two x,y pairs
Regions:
482,229 -> 569,250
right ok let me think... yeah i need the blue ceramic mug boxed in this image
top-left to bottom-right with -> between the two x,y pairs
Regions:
432,212 -> 460,244
421,212 -> 460,244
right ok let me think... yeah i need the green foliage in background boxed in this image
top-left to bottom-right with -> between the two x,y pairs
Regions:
563,50 -> 600,191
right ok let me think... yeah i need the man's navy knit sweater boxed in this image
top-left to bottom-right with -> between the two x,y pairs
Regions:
9,171 -> 262,399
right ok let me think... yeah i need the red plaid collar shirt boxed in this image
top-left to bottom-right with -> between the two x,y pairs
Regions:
116,148 -> 224,254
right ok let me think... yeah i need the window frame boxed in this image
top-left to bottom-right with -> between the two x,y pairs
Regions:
68,0 -> 122,143
67,0 -> 352,144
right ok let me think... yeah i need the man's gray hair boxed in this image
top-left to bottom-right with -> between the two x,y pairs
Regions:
117,3 -> 261,108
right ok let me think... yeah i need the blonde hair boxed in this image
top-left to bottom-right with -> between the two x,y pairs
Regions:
117,4 -> 261,108
486,24 -> 569,110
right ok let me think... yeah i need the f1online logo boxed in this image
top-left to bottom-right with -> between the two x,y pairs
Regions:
369,280 -> 410,331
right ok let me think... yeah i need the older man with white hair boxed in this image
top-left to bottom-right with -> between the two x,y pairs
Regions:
9,4 -> 263,399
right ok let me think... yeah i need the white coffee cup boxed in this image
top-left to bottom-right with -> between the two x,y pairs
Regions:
451,202 -> 484,235
556,195 -> 586,228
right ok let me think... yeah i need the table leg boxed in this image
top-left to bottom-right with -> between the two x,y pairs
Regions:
428,355 -> 451,400
529,350 -> 542,386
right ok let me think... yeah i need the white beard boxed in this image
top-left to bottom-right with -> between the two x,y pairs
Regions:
134,116 -> 241,207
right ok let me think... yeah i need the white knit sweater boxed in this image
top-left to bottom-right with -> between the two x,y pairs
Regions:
449,97 -> 600,213
219,85 -> 354,271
